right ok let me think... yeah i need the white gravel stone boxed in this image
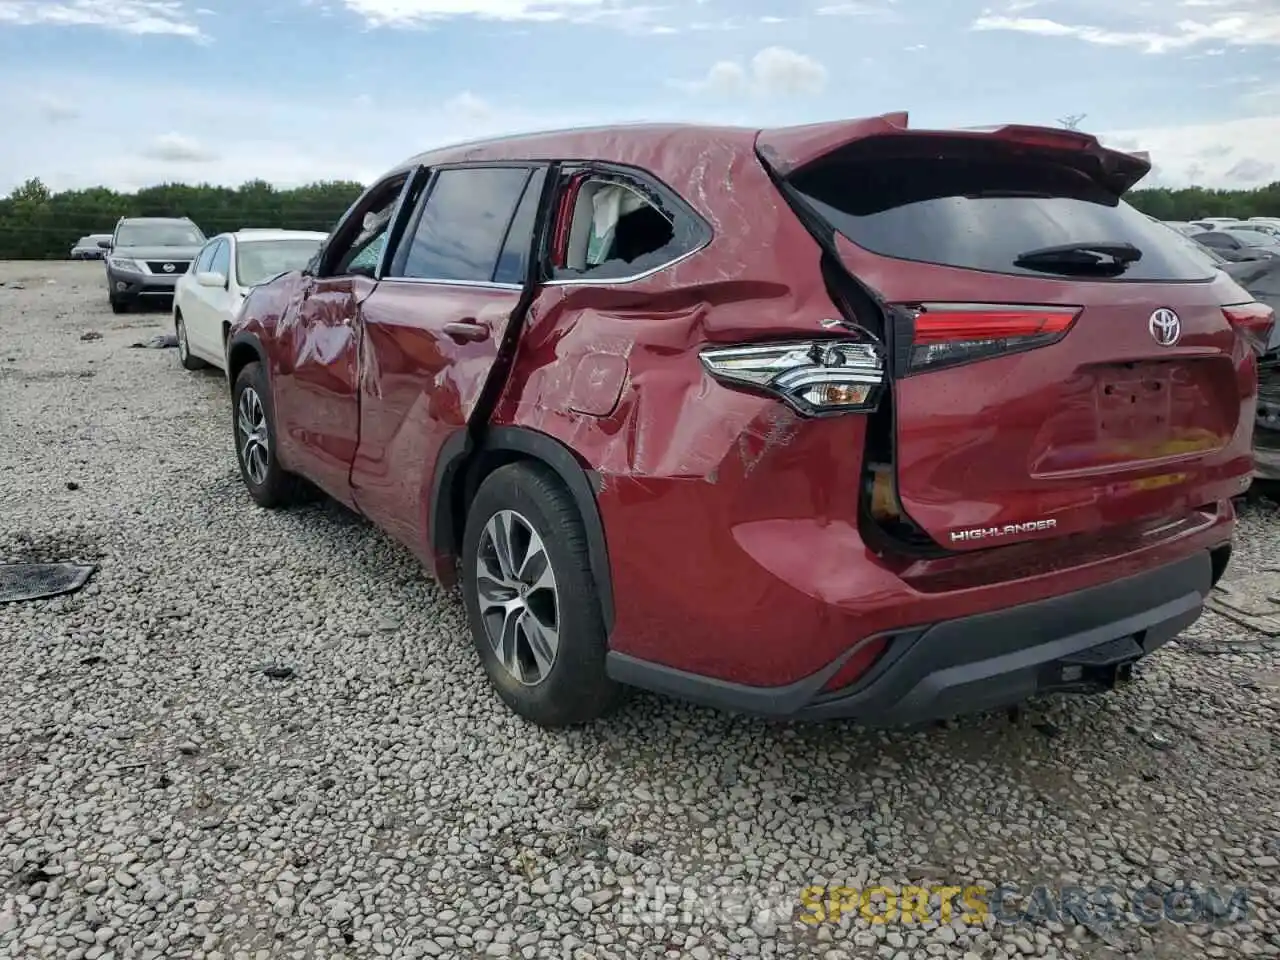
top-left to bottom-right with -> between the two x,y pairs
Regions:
1,261 -> 1279,959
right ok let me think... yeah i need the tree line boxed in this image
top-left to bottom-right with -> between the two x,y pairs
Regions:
0,178 -> 365,260
2,175 -> 1280,261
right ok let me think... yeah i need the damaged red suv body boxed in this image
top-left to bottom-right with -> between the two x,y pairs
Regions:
226,113 -> 1271,728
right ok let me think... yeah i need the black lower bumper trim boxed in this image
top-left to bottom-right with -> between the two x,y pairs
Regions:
607,550 -> 1216,726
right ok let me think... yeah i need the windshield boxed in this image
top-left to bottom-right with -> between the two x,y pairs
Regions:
1231,232 -> 1275,247
116,222 -> 205,247
236,238 -> 323,286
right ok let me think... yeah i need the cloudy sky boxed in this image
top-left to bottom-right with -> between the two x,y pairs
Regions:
0,0 -> 1277,194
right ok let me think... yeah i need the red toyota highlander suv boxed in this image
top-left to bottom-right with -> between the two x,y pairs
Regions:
226,114 -> 1273,728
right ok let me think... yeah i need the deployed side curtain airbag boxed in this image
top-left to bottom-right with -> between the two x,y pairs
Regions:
586,185 -> 646,266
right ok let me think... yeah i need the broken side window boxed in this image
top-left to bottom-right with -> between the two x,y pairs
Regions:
322,172 -> 410,278
550,170 -> 708,282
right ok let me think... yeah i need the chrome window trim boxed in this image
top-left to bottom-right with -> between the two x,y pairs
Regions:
542,238 -> 708,287
376,276 -> 524,293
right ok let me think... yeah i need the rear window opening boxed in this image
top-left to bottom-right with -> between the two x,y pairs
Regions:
788,139 -> 1216,283
557,177 -> 678,279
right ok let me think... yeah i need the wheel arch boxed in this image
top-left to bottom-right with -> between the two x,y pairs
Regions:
225,331 -> 266,395
432,426 -> 614,631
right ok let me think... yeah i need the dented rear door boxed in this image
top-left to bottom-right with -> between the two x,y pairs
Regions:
350,165 -> 547,552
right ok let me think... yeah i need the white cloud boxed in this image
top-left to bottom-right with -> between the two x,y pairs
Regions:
338,0 -> 641,26
677,46 -> 828,98
444,90 -> 494,122
817,0 -> 898,17
972,0 -> 1280,53
751,47 -> 828,96
141,133 -> 219,163
1099,114 -> 1280,188
0,0 -> 203,37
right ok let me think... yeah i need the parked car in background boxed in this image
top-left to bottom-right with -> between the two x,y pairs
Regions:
102,217 -> 207,313
1193,229 -> 1280,261
173,229 -> 327,371
1261,349 -> 1279,484
1223,258 -> 1280,483
1162,221 -> 1202,237
1231,221 -> 1280,239
70,234 -> 112,260
226,115 -> 1269,729
1156,221 -> 1232,270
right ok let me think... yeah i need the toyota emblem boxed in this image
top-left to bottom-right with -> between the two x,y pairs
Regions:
162,263 -> 175,273
1148,308 -> 1181,347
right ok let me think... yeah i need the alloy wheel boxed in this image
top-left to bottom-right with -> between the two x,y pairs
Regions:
236,386 -> 270,486
475,509 -> 560,686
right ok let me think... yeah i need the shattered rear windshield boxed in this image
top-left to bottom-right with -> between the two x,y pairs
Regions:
791,149 -> 1215,282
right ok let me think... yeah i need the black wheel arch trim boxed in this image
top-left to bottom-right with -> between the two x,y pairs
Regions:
225,331 -> 266,391
431,425 -> 614,631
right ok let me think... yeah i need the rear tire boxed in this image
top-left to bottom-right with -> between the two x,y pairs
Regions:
232,361 -> 302,509
461,462 -> 624,728
175,312 -> 207,371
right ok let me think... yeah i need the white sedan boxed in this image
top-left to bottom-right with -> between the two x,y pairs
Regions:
173,229 -> 327,371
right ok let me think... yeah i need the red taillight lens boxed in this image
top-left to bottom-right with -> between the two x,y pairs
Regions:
904,303 -> 1081,373
1223,301 -> 1276,356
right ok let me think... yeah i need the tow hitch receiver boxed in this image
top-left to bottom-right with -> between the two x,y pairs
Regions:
1041,635 -> 1144,693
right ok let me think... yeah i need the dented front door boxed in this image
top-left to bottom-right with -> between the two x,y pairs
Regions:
275,274 -> 371,506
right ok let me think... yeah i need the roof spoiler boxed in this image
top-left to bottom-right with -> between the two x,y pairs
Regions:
757,113 -> 1152,193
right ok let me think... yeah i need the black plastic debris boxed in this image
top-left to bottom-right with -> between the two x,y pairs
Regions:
128,334 -> 179,350
80,331 -> 102,341
0,562 -> 95,604
260,664 -> 296,680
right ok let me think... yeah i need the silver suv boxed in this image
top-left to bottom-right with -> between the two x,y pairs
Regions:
102,217 -> 206,313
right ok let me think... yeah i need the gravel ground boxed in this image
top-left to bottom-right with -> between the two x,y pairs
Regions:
2,260 -> 1280,960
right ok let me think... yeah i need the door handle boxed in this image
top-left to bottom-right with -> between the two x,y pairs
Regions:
443,319 -> 490,343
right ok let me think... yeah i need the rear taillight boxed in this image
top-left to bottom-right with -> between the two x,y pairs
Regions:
902,303 -> 1081,373
700,338 -> 884,416
1223,301 -> 1276,356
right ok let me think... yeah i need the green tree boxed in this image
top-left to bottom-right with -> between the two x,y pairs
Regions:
0,179 -> 365,260
1127,183 -> 1280,221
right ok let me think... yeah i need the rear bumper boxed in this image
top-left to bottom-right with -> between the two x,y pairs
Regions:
607,550 -> 1217,725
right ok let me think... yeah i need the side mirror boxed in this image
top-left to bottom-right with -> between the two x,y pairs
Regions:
98,239 -> 112,249
197,270 -> 227,288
